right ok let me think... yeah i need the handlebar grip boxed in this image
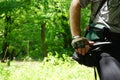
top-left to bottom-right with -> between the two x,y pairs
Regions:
93,42 -> 111,46
90,42 -> 111,50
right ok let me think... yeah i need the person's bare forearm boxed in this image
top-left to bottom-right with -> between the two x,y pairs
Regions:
70,0 -> 94,55
70,0 -> 81,37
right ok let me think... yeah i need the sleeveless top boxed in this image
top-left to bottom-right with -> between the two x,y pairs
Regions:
80,0 -> 120,33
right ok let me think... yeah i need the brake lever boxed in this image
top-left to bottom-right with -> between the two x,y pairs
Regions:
89,42 -> 112,50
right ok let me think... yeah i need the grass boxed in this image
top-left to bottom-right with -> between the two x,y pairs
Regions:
0,55 -> 98,80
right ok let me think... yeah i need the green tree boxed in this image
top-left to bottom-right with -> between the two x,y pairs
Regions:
0,0 -> 90,60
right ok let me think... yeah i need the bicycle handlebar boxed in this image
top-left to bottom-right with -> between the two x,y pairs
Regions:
90,41 -> 111,50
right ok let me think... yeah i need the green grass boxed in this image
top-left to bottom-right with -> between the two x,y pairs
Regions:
0,56 -> 98,80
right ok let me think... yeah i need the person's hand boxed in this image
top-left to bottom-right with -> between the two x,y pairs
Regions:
71,36 -> 94,55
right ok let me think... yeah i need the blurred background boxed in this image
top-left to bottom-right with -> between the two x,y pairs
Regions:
0,0 -> 90,61
0,0 -> 97,80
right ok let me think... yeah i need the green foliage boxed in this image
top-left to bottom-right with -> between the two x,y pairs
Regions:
0,64 -> 11,80
0,1 -> 94,80
0,0 -> 23,15
81,6 -> 91,35
0,54 -> 97,80
0,0 -> 90,60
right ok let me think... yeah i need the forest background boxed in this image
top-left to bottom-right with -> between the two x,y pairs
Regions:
0,0 -> 90,60
0,0 -> 95,80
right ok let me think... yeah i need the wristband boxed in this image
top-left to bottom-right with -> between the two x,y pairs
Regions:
72,35 -> 81,39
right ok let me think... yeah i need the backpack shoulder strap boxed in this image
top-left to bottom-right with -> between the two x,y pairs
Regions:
95,0 -> 107,17
89,0 -> 107,25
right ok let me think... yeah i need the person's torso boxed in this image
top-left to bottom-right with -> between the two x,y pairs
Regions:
90,0 -> 120,33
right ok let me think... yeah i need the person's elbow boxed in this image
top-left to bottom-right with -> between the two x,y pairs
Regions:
70,0 -> 81,8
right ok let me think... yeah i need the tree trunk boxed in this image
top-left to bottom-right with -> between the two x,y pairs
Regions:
61,15 -> 72,49
41,23 -> 47,57
1,16 -> 12,62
